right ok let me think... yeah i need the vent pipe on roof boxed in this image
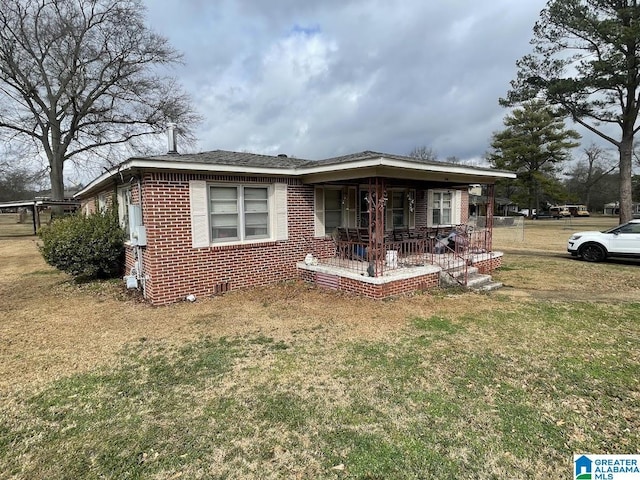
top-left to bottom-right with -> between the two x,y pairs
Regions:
167,122 -> 178,154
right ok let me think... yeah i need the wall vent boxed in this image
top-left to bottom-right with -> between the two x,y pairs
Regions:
214,281 -> 231,295
315,273 -> 339,290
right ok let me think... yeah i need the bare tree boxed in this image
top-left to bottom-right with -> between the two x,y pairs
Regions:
581,144 -> 617,208
0,0 -> 200,201
564,145 -> 618,211
0,167 -> 43,201
408,146 -> 438,162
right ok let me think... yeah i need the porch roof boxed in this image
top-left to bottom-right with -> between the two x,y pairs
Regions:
75,149 -> 516,199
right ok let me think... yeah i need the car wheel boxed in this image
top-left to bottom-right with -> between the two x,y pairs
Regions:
579,243 -> 606,262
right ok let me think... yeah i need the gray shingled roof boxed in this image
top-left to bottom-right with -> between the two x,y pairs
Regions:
75,148 -> 516,200
136,149 -> 472,170
312,150 -> 443,166
138,150 -> 311,169
310,150 -> 500,173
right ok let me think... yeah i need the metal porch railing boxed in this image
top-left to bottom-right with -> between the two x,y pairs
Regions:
322,225 -> 491,285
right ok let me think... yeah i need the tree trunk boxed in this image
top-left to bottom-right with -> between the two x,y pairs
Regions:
619,137 -> 633,224
48,151 -> 65,219
48,155 -> 65,202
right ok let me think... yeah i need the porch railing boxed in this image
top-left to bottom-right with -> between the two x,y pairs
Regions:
323,225 -> 491,284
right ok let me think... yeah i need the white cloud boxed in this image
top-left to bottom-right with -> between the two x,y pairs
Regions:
141,0 -> 562,162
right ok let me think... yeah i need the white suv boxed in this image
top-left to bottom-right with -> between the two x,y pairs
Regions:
567,219 -> 640,262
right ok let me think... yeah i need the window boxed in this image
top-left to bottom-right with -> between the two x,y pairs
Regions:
359,189 -> 370,227
210,186 -> 239,240
314,186 -> 356,236
190,181 -> 287,248
386,190 -> 417,229
97,193 -> 107,213
117,186 -> 132,237
391,191 -> 406,228
244,187 -> 269,238
209,185 -> 270,242
428,190 -> 461,227
432,191 -> 452,225
324,189 -> 343,232
617,223 -> 640,234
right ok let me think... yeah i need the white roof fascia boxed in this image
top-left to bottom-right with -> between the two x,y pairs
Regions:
130,158 -> 300,176
0,200 -> 36,208
302,157 -> 516,179
75,155 -> 516,198
74,158 -> 301,198
74,168 -> 118,198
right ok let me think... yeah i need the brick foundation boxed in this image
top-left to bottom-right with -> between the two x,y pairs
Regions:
298,264 -> 440,299
472,253 -> 503,274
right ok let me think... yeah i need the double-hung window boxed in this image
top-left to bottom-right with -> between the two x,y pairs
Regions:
432,191 -> 452,225
314,186 -> 357,237
117,186 -> 132,237
210,185 -> 269,242
190,181 -> 287,248
97,193 -> 107,213
428,190 -> 461,226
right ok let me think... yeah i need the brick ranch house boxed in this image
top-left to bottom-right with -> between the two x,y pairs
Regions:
74,149 -> 515,305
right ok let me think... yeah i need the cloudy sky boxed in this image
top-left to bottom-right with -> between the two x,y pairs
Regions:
143,0 -> 551,163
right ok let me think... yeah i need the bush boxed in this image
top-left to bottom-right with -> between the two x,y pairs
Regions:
39,209 -> 125,280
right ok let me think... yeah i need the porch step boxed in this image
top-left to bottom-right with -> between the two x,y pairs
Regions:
440,266 -> 503,292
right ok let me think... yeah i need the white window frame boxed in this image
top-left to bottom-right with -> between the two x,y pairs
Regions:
385,188 -> 416,231
189,180 -> 288,248
209,184 -> 270,243
97,193 -> 107,213
427,189 -> 461,227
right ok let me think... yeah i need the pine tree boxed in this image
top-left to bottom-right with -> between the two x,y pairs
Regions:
489,101 -> 581,214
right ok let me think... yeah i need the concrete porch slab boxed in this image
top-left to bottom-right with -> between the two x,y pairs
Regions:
296,261 -> 441,285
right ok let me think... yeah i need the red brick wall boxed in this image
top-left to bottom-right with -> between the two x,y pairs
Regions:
80,175 -> 482,304
299,269 -> 440,299
134,172 -> 331,305
474,255 -> 502,274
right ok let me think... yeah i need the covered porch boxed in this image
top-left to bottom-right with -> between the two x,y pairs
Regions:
299,221 -> 503,299
297,152 -> 512,297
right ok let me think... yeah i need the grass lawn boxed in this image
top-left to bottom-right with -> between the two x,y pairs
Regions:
0,213 -> 36,237
1,218 -> 639,479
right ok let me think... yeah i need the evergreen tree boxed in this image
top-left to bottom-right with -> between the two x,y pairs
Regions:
503,0 -> 640,223
488,101 -> 581,214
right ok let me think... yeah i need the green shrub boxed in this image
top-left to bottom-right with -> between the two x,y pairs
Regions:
39,209 -> 125,280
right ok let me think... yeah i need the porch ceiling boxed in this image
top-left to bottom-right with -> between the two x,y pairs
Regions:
300,164 -> 512,185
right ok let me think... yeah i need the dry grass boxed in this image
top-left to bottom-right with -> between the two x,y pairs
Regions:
0,213 -> 35,237
492,216 -> 640,302
1,218 -> 638,394
0,237 -> 503,396
1,220 -> 639,479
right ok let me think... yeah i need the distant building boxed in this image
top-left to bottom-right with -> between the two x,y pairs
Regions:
603,202 -> 640,216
